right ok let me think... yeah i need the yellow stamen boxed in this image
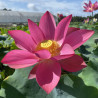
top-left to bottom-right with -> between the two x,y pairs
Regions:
92,4 -> 94,7
41,40 -> 53,48
89,4 -> 94,11
36,40 -> 60,57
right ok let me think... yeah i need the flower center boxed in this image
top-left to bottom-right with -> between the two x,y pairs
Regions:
85,20 -> 87,23
89,7 -> 93,11
36,40 -> 60,57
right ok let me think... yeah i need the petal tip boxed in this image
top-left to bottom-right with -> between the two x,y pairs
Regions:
70,14 -> 72,17
46,11 -> 50,14
92,30 -> 95,34
85,29 -> 95,35
45,11 -> 52,16
28,19 -> 32,23
28,19 -> 34,25
1,59 -> 4,64
8,30 -> 12,34
68,14 -> 72,18
82,62 -> 87,68
28,74 -> 33,80
45,90 -> 52,94
28,19 -> 30,22
1,56 -> 7,64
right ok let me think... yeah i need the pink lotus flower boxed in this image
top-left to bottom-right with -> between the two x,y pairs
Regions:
57,13 -> 64,20
83,0 -> 98,12
84,18 -> 89,23
83,0 -> 94,12
1,11 -> 94,94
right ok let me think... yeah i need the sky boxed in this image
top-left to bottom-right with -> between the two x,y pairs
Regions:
0,0 -> 98,17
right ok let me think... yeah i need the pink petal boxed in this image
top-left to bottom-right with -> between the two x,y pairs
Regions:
59,54 -> 87,72
84,3 -> 88,7
64,29 -> 94,50
87,18 -> 89,21
53,54 -> 74,60
83,6 -> 87,9
36,59 -> 61,94
94,1 -> 98,10
35,50 -> 51,59
1,50 -> 39,69
89,10 -> 93,12
89,0 -> 92,7
53,44 -> 74,60
83,10 -> 88,12
39,11 -> 56,40
28,64 -> 39,79
8,64 -> 37,69
8,30 -> 36,52
60,44 -> 74,55
28,19 -> 45,44
67,27 -> 80,36
54,15 -> 72,46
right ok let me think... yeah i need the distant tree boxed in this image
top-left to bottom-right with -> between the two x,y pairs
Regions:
3,8 -> 7,11
94,14 -> 98,18
8,9 -> 12,11
87,16 -> 93,20
71,16 -> 86,22
2,8 -> 12,11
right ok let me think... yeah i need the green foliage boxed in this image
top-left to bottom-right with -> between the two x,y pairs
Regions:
94,14 -> 98,19
71,16 -> 85,22
93,47 -> 98,56
70,13 -> 98,22
0,68 -> 98,98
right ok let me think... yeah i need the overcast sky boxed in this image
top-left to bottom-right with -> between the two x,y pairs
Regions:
0,0 -> 98,17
